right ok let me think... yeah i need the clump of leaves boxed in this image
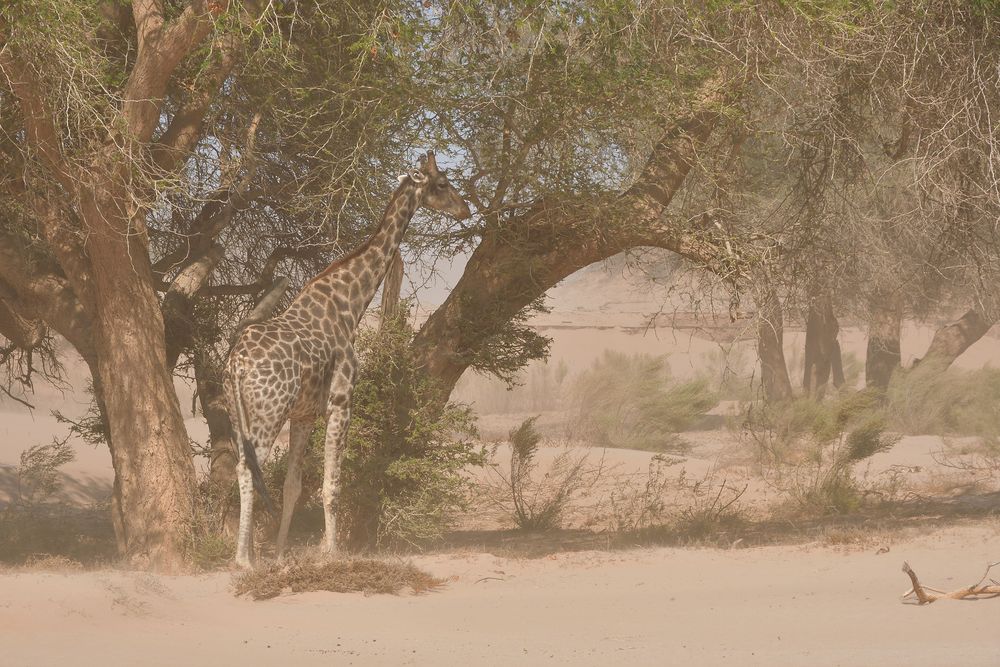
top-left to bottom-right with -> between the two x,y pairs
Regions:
568,351 -> 717,452
15,436 -> 75,505
743,390 -> 898,515
233,557 -> 442,600
481,417 -> 603,531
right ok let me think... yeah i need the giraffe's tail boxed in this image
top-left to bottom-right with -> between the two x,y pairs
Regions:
241,437 -> 275,516
231,375 -> 276,516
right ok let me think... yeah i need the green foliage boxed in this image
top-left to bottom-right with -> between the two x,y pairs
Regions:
569,352 -> 718,452
743,390 -> 898,514
467,297 -> 552,386
52,380 -> 108,447
885,363 -> 1000,438
340,316 -> 485,548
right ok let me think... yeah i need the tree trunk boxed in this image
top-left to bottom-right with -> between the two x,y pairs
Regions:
914,308 -> 994,371
85,202 -> 196,572
802,295 -> 842,396
866,298 -> 902,390
756,281 -> 793,402
194,348 -> 237,489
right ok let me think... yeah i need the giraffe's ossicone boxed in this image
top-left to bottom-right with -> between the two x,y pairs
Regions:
224,151 -> 471,567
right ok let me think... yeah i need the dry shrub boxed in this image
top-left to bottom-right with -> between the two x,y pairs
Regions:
22,553 -> 84,571
671,469 -> 749,538
568,351 -> 717,452
605,454 -> 680,532
480,417 -> 603,531
14,437 -> 74,505
600,457 -> 749,539
743,391 -> 899,515
233,557 -> 442,600
886,363 -> 1000,438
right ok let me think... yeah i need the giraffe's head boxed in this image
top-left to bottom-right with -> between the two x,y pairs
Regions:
407,151 -> 472,220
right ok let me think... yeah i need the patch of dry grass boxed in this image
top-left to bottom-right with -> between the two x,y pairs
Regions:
22,553 -> 85,571
233,558 -> 443,600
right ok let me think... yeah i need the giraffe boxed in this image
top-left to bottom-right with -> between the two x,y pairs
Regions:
224,151 -> 471,567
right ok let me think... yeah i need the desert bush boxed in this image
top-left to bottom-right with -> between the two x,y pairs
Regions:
266,312 -> 485,549
602,458 -> 748,538
186,493 -> 235,571
568,351 -> 718,452
742,390 -> 899,514
671,469 -> 749,538
604,454 -> 680,532
482,417 -> 603,531
14,436 -> 74,505
233,556 -> 441,600
886,362 -> 1000,438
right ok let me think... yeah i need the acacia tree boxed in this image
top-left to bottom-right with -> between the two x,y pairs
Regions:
0,0 -> 422,568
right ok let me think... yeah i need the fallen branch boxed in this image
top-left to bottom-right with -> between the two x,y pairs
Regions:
901,561 -> 1000,604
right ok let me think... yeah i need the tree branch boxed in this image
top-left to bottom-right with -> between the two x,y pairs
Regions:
0,232 -> 95,358
412,73 -> 738,393
150,33 -> 243,173
124,0 -> 223,143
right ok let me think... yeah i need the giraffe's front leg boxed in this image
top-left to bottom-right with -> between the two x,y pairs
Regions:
321,398 -> 351,555
321,355 -> 356,556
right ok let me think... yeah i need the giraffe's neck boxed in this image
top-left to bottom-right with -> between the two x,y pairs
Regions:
289,178 -> 423,333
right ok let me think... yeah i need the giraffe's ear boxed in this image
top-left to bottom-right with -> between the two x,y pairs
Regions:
424,150 -> 439,173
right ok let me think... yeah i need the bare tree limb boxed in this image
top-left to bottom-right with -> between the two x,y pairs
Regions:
902,561 -> 1000,604
232,276 -> 290,335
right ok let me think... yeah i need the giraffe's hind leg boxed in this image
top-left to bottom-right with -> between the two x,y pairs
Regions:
276,417 -> 314,560
235,454 -> 255,569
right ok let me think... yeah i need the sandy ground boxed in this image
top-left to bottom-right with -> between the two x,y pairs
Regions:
3,523 -> 999,666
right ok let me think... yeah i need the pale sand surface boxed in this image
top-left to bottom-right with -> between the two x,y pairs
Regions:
3,523 -> 999,666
